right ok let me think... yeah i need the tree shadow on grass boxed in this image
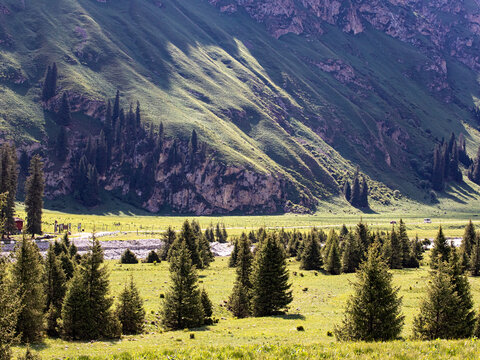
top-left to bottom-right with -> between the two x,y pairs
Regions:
275,313 -> 306,320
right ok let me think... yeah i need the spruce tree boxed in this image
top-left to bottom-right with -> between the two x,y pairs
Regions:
24,155 -> 44,236
45,243 -> 66,337
198,233 -> 214,268
12,235 -> 45,343
56,126 -> 68,161
61,238 -> 120,340
360,177 -> 369,208
228,234 -> 253,318
350,173 -> 361,207
324,236 -> 341,275
0,254 -> 20,360
173,220 -> 202,268
383,228 -> 402,269
190,129 -> 198,154
432,145 -> 445,191
398,219 -> 410,267
343,181 -> 351,203
470,232 -> 480,276
116,276 -> 145,335
229,237 -> 239,267
0,144 -> 18,236
430,225 -> 450,268
300,234 -> 322,270
413,261 -> 470,339
201,288 -> 213,323
335,242 -> 404,341
461,221 -> 476,269
120,249 -> 138,264
341,233 -> 362,273
161,242 -> 204,330
251,233 -> 292,316
58,92 -> 72,126
161,226 -> 176,261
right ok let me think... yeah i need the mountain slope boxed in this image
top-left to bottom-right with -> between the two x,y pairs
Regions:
0,0 -> 480,213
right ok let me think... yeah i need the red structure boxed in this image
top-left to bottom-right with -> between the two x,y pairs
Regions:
14,217 -> 24,232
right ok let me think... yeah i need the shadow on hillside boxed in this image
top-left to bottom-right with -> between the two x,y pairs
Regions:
275,313 -> 306,320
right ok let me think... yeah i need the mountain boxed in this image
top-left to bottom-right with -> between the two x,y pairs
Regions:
0,0 -> 480,214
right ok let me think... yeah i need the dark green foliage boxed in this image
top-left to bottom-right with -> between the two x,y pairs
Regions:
350,173 -> 361,207
24,155 -> 44,236
45,244 -> 67,337
198,233 -> 214,268
0,143 -> 18,236
461,221 -> 476,269
398,219 -> 410,267
112,90 -> 120,125
161,242 -> 204,330
360,177 -> 369,208
251,233 -> 292,317
470,232 -> 480,276
0,255 -> 20,360
405,235 -> 422,268
120,249 -> 139,264
73,155 -> 100,207
145,250 -> 160,263
413,260 -> 474,340
324,235 -> 341,275
335,242 -> 404,341
60,252 -> 75,280
468,146 -> 480,185
432,145 -> 445,191
58,92 -> 72,126
215,223 -> 228,243
341,233 -> 362,273
190,129 -> 198,154
116,277 -> 145,335
228,233 -> 253,318
161,226 -> 176,261
12,235 -> 45,343
61,238 -> 121,340
383,227 -> 402,269
172,220 -> 203,268
201,288 -> 213,321
229,238 -> 239,267
17,347 -> 41,360
343,181 -> 351,202
56,126 -> 68,161
42,63 -> 57,101
300,234 -> 322,270
430,225 -> 450,269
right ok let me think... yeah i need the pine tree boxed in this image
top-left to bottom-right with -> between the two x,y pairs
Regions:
398,219 -> 410,267
228,234 -> 253,318
383,227 -> 402,269
190,129 -> 198,154
251,233 -> 292,316
198,233 -> 214,268
335,242 -> 404,341
413,261 -> 472,339
430,225 -> 450,269
45,243 -> 66,337
116,276 -> 145,335
341,233 -> 362,273
229,237 -> 239,267
61,238 -> 121,340
12,235 -> 45,343
42,63 -> 57,101
146,250 -> 160,263
461,221 -> 476,269
468,146 -> 480,185
470,232 -> 480,276
406,235 -> 422,268
300,234 -> 323,270
343,181 -> 351,202
56,126 -> 68,161
360,177 -> 369,208
58,92 -> 72,126
173,220 -> 203,268
350,173 -> 361,207
0,144 -> 18,236
201,288 -> 213,323
161,242 -> 204,330
0,253 -> 20,360
432,145 -> 445,191
161,226 -> 176,261
24,155 -> 44,236
120,249 -> 138,264
324,236 -> 341,275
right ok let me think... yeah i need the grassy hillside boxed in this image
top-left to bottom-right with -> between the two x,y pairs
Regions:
1,0 -> 480,210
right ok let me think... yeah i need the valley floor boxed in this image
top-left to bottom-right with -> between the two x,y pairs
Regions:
13,256 -> 480,359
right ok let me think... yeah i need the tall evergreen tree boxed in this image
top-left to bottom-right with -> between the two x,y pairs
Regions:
161,226 -> 176,261
228,234 -> 253,318
343,181 -> 351,203
58,92 -> 72,126
461,221 -> 476,269
470,232 -> 480,276
413,261 -> 472,339
116,276 -> 145,335
12,235 -> 45,343
190,129 -> 198,154
44,243 -> 66,337
360,177 -> 369,208
24,155 -> 44,236
430,225 -> 450,269
468,145 -> 480,185
324,236 -> 341,275
42,63 -> 57,101
198,233 -> 214,268
161,242 -> 204,330
251,233 -> 292,316
432,145 -> 445,191
172,220 -> 203,268
335,242 -> 404,341
398,219 -> 410,267
350,173 -> 362,207
341,233 -> 362,273
0,144 -> 18,236
229,237 -> 239,267
300,234 -> 323,270
56,126 -> 68,161
0,255 -> 20,360
61,238 -> 120,340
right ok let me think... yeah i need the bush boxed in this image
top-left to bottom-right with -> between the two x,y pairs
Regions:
296,325 -> 304,331
120,249 -> 139,264
145,250 -> 160,264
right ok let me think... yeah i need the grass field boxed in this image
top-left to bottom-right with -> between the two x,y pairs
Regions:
11,251 -> 480,359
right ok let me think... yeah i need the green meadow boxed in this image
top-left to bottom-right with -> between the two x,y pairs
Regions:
12,252 -> 480,359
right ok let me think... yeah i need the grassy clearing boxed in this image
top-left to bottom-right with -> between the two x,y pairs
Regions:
13,255 -> 480,359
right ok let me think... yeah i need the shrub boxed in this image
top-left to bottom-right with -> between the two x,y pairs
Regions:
145,250 -> 160,264
121,249 -> 139,264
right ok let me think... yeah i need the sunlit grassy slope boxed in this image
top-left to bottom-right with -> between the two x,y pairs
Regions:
1,0 -> 480,208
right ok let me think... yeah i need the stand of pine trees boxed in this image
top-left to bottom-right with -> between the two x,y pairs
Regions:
431,133 -> 465,191
343,170 -> 369,208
